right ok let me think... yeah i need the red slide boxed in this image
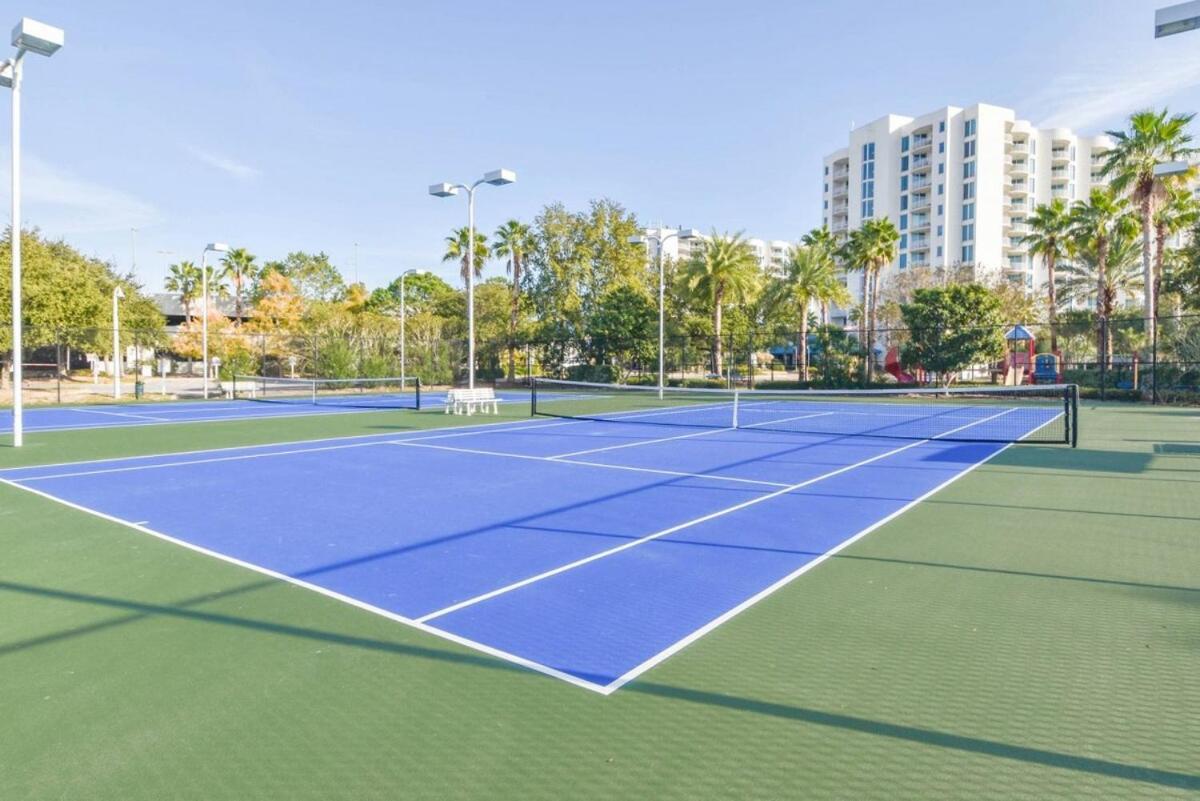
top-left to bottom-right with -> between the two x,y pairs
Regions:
885,346 -> 917,384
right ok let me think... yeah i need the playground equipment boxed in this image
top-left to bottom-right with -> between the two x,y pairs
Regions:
885,346 -> 923,384
1002,325 -> 1063,385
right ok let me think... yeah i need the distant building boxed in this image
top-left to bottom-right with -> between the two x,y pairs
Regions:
153,293 -> 243,328
821,102 -> 1115,316
640,227 -> 793,273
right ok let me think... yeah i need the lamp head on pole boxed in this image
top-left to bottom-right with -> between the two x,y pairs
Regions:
205,242 -> 230,254
483,168 -> 516,186
429,183 -> 459,198
628,235 -> 647,245
0,61 -> 12,88
113,286 -> 125,301
12,18 -> 64,57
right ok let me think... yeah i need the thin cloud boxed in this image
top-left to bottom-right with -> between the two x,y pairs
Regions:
188,147 -> 262,180
1025,51 -> 1200,132
0,154 -> 161,235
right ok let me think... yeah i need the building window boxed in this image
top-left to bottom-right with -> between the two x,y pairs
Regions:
963,182 -> 975,200
937,204 -> 944,216
964,119 -> 977,137
901,135 -> 910,153
963,202 -> 975,220
937,245 -> 943,257
964,140 -> 976,158
900,233 -> 908,249
824,165 -> 829,175
938,120 -> 945,133
900,214 -> 908,230
900,175 -> 908,191
1030,140 -> 1037,155
901,155 -> 909,171
900,195 -> 908,211
938,162 -> 944,175
962,223 -> 975,241
938,142 -> 945,154
938,183 -> 944,195
864,181 -> 874,199
823,199 -> 829,209
861,199 -> 875,218
963,161 -> 976,179
937,224 -> 944,236
962,245 -> 974,263
824,183 -> 829,193
862,142 -> 875,161
899,253 -> 908,269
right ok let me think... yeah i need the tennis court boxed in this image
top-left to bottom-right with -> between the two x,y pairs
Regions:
0,381 -> 1076,692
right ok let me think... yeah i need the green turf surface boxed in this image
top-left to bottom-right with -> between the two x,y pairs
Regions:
1,403 -> 1197,799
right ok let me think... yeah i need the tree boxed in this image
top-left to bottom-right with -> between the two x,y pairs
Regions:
841,218 -> 899,381
1021,198 -> 1072,350
1164,219 -> 1200,311
164,261 -> 202,321
1058,230 -> 1144,366
368,271 -> 456,317
584,285 -> 656,381
491,219 -> 536,381
249,270 -> 305,332
442,227 -> 489,286
264,251 -> 345,302
1152,184 -> 1198,310
682,231 -> 761,378
1101,108 -> 1199,340
765,244 -> 849,380
1067,188 -> 1138,370
221,247 -> 258,324
800,226 -> 849,324
899,284 -> 1007,387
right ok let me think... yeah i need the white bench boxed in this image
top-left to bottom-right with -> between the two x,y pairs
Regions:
445,387 -> 501,415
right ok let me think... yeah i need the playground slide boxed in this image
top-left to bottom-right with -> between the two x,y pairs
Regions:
885,347 -> 917,384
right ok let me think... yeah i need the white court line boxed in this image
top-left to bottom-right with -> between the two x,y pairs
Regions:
68,407 -> 166,421
415,407 -> 1020,625
0,476 -> 612,694
387,439 -> 789,488
415,407 -> 1022,623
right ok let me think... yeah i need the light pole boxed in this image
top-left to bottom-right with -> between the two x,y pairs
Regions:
130,227 -> 138,276
399,269 -> 424,390
201,242 -> 230,399
1,18 -> 64,447
429,169 -> 516,389
112,286 -> 125,400
629,228 -> 700,397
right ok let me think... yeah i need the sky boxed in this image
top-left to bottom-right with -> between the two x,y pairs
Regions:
4,0 -> 1200,294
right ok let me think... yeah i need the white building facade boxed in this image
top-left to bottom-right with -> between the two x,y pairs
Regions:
641,227 -> 793,273
822,103 -> 1114,309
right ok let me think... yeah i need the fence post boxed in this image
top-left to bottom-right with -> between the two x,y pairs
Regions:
1099,317 -> 1107,401
1151,312 -> 1158,405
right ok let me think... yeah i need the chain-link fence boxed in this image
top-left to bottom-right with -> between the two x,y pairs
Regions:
4,314 -> 1200,405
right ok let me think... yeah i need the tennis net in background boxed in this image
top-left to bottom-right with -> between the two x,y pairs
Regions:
531,378 -> 1077,446
232,376 -> 421,410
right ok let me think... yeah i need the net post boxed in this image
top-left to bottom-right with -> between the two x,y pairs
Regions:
732,389 -> 740,429
311,380 -> 317,405
1069,384 -> 1078,448
415,377 -> 422,411
531,378 -> 538,417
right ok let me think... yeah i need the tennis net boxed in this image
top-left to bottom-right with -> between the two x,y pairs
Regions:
232,376 -> 421,410
531,378 -> 1077,445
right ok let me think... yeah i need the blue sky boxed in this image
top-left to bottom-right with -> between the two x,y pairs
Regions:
5,0 -> 1200,293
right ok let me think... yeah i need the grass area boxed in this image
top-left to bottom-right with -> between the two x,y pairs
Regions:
1,402 -> 1198,799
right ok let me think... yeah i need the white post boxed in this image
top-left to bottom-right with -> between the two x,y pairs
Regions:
466,188 -> 476,389
112,287 -> 121,399
657,246 -> 665,399
201,249 -> 210,400
9,56 -> 22,445
400,272 -> 407,389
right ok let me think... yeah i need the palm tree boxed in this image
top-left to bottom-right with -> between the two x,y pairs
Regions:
1067,189 -> 1139,370
1058,230 -> 1144,365
164,261 -> 201,321
491,219 -> 536,381
1152,184 -> 1198,308
767,245 -> 850,380
800,225 -> 844,324
683,231 -> 761,378
220,247 -> 258,324
838,227 -> 870,345
442,227 -> 489,286
842,218 -> 899,381
1021,198 -> 1072,351
1101,108 -> 1198,338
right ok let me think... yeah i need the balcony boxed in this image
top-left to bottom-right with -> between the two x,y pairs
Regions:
832,202 -> 848,215
910,196 -> 931,211
910,178 -> 931,191
1009,179 -> 1029,196
1051,148 -> 1070,163
911,154 -> 931,170
1009,159 -> 1029,176
832,183 -> 848,199
909,236 -> 930,250
832,220 -> 849,233
1011,141 -> 1029,154
832,167 -> 850,179
910,215 -> 931,231
1051,184 -> 1070,199
912,135 -> 932,152
1051,168 -> 1069,179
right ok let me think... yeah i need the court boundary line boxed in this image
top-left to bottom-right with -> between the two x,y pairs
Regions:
387,440 -> 791,488
415,407 -> 1019,625
0,475 -> 613,694
3,402 -> 383,435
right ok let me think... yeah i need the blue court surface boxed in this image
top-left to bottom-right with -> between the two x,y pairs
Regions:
0,390 -> 536,435
0,400 -> 1061,693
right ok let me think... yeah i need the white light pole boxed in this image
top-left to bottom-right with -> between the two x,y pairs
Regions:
112,286 -> 125,400
201,242 -> 230,399
399,268 -> 424,390
1,18 -> 64,447
630,228 -> 701,397
429,169 -> 516,388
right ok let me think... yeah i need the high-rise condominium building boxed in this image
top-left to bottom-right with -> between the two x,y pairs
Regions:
821,103 -> 1113,308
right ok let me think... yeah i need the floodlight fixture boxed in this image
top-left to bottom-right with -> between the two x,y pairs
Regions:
12,18 -> 64,57
1155,0 -> 1200,37
429,183 -> 459,197
1153,160 -> 1190,177
483,168 -> 516,186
